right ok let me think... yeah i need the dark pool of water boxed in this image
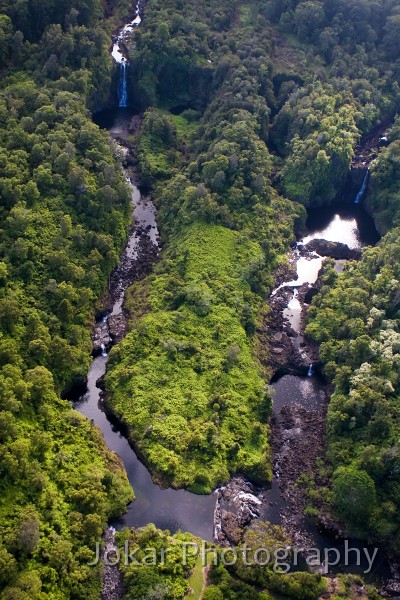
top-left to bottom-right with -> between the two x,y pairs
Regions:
74,356 -> 216,539
93,107 -> 135,135
272,373 -> 326,414
304,203 -> 380,248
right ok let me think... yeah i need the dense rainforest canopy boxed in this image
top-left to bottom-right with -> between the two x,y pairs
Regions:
0,0 -> 400,597
0,2 -> 135,598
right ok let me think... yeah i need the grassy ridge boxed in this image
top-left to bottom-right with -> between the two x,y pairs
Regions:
107,223 -> 271,492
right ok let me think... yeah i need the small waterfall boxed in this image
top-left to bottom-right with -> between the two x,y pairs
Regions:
354,169 -> 370,204
307,363 -> 314,377
118,62 -> 128,108
101,343 -> 107,357
112,2 -> 142,109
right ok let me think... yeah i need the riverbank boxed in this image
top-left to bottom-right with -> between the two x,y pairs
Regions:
93,139 -> 159,350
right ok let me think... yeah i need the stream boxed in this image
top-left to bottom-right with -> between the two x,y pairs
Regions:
264,204 -> 393,582
70,4 -> 395,592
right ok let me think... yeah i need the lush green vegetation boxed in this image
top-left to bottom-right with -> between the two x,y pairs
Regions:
108,223 -> 273,492
273,84 -> 365,204
116,521 -> 383,599
266,0 -> 400,205
2,0 -> 400,595
116,525 -> 201,599
0,3 -> 135,598
205,522 -> 327,600
367,117 -> 400,233
135,108 -> 199,184
116,522 -> 383,599
306,237 -> 400,547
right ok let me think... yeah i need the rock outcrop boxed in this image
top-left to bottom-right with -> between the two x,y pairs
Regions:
301,239 -> 361,260
214,477 -> 265,546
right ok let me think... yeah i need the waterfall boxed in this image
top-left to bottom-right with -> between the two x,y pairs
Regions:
354,169 -> 370,204
118,62 -> 128,108
112,2 -> 142,108
101,343 -> 107,357
307,363 -> 314,377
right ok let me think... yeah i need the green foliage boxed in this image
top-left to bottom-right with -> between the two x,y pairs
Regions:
333,467 -> 377,525
0,4 -> 134,598
0,79 -> 130,390
2,0 -> 400,595
117,525 -> 199,600
107,223 -> 273,492
306,233 -> 400,545
2,0 -> 103,42
126,0 -> 236,108
368,117 -> 400,234
263,0 -> 400,73
0,15 -> 13,66
268,571 -> 326,599
203,586 -> 224,600
205,523 -> 326,600
273,83 -> 366,205
136,108 -> 181,183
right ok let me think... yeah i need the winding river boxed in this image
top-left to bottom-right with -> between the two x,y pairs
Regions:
78,108 -> 216,541
69,4 -> 393,588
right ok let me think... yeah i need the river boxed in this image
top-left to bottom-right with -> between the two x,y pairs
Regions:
264,204 -> 392,582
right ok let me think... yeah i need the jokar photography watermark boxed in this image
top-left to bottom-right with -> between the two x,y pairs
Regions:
88,539 -> 378,575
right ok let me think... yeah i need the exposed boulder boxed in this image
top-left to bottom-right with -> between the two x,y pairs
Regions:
92,319 -> 112,353
303,239 -> 361,260
214,477 -> 265,546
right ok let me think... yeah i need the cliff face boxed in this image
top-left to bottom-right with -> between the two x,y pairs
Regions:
337,118 -> 391,205
346,166 -> 369,202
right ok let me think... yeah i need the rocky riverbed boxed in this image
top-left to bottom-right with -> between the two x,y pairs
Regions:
252,239 -> 356,554
101,528 -> 123,600
270,401 -> 329,550
259,249 -> 323,376
92,147 -> 159,353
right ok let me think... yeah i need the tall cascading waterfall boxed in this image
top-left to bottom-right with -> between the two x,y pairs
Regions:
354,168 -> 370,204
118,61 -> 128,107
111,2 -> 142,108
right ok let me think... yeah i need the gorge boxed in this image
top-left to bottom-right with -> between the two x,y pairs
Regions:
1,0 -> 400,598
70,9 -> 395,594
